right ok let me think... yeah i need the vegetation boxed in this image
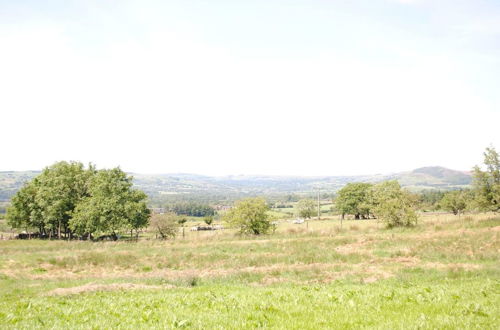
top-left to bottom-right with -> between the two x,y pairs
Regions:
150,212 -> 179,239
203,215 -> 214,226
418,190 -> 445,211
295,198 -> 315,219
371,181 -> 418,228
169,202 -> 215,217
440,190 -> 469,216
1,148 -> 499,327
6,162 -> 149,240
0,213 -> 498,328
334,183 -> 373,220
223,197 -> 271,235
472,147 -> 500,212
1,166 -> 473,206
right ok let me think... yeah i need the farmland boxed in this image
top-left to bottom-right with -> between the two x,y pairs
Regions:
0,213 -> 498,329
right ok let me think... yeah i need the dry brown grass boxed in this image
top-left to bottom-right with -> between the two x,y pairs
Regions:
0,213 -> 498,286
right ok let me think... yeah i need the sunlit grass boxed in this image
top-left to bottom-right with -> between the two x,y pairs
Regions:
0,212 -> 498,328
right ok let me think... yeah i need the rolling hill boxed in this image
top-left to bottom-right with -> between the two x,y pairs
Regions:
0,166 -> 472,203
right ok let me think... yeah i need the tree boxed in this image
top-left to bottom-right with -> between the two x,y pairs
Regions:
126,190 -> 151,239
295,199 -> 315,219
440,190 -> 468,216
70,168 -> 150,240
204,215 -> 214,226
472,146 -> 500,212
177,217 -> 187,238
150,212 -> 179,239
35,161 -> 93,239
6,178 -> 43,237
223,197 -> 271,235
371,181 -> 418,228
334,183 -> 373,219
7,162 -> 92,239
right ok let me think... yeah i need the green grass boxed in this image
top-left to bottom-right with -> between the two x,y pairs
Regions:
0,275 -> 498,329
0,213 -> 498,328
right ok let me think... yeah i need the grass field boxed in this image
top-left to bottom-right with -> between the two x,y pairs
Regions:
0,213 -> 499,329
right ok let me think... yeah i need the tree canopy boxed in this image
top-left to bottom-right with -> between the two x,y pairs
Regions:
472,146 -> 500,212
371,181 -> 418,228
296,199 -> 315,219
334,183 -> 373,219
440,190 -> 468,216
223,197 -> 271,235
7,162 -> 150,239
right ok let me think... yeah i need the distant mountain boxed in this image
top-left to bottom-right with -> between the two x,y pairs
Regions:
0,166 -> 472,202
387,166 -> 471,190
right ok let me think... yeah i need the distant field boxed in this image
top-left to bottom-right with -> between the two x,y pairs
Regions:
0,213 -> 499,328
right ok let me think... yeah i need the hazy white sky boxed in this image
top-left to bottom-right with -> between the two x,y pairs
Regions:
1,0 -> 499,175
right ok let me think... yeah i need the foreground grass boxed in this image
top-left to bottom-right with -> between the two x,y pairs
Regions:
0,274 -> 498,329
0,213 -> 498,328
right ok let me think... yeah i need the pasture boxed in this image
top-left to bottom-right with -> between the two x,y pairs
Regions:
0,213 -> 499,329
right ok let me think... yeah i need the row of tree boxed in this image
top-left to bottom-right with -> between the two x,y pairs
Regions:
168,202 -> 215,217
333,181 -> 418,227
332,146 -> 500,223
6,162 -> 150,240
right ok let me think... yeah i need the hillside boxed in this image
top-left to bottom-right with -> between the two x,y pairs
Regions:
0,166 -> 472,202
386,166 -> 472,191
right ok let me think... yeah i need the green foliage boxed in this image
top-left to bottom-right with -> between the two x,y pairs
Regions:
6,162 -> 149,239
472,146 -> 500,212
150,212 -> 179,239
334,183 -> 373,219
295,199 -> 315,219
71,168 -> 150,238
223,197 -> 271,235
169,202 -> 215,217
36,161 -> 93,236
203,216 -> 214,226
371,181 -> 418,228
417,190 -> 445,211
440,190 -> 469,215
6,178 -> 42,231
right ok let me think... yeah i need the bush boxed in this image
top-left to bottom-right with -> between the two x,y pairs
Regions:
223,197 -> 271,235
150,213 -> 179,239
372,181 -> 418,228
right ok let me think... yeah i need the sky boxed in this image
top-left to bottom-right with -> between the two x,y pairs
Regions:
1,0 -> 499,176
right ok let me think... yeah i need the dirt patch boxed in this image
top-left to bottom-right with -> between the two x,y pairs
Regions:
46,282 -> 172,296
422,262 -> 483,271
335,239 -> 373,255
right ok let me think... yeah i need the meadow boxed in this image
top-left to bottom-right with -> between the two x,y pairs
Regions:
0,213 -> 498,329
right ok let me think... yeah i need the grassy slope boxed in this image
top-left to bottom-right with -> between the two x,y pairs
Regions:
0,214 -> 498,329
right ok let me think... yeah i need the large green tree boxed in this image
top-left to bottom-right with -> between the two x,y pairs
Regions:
223,197 -> 271,235
35,161 -> 93,238
371,181 -> 418,228
334,183 -> 373,219
6,178 -> 43,236
7,162 -> 150,240
70,168 -> 150,240
472,147 -> 500,212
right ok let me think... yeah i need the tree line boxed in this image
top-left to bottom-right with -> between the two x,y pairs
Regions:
6,161 -> 150,240
5,146 -> 499,239
167,202 -> 215,217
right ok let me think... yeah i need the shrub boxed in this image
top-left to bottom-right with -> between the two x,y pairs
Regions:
223,197 -> 271,235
